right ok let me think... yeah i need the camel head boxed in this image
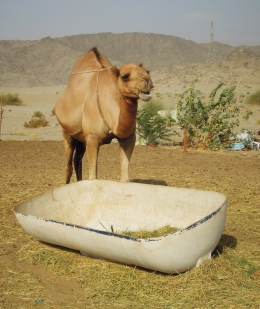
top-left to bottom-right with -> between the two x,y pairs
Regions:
115,63 -> 153,102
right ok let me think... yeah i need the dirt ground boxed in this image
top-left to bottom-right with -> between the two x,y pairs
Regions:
0,140 -> 259,308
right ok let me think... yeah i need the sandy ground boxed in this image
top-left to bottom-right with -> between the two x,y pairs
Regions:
0,86 -> 65,141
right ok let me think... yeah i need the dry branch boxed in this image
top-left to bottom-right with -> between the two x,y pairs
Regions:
0,92 -> 4,141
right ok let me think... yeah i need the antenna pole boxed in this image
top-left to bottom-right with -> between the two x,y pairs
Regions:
207,22 -> 216,63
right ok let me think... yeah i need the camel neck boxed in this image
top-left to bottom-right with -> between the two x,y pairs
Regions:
121,96 -> 138,117
116,96 -> 138,138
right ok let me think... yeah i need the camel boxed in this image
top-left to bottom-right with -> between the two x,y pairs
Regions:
55,47 -> 153,183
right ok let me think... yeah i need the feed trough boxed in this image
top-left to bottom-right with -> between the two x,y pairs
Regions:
14,180 -> 227,274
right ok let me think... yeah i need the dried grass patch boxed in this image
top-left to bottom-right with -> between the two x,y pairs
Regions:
15,237 -> 260,308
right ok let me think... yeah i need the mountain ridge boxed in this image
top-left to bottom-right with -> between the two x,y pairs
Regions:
1,32 -> 260,87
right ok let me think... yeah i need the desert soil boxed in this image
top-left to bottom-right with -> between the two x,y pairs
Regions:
1,139 -> 260,307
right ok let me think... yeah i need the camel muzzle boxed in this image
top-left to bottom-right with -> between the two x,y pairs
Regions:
138,91 -> 152,101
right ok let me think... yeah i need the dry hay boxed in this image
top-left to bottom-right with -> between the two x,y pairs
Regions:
117,225 -> 179,239
15,239 -> 260,308
100,224 -> 180,239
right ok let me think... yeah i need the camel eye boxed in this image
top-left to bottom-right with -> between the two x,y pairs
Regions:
121,74 -> 129,82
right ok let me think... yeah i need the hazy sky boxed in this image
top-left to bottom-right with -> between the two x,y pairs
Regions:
1,0 -> 260,46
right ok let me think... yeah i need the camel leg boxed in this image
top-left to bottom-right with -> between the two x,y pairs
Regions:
74,141 -> 86,181
86,136 -> 100,180
63,131 -> 77,184
118,133 -> 136,182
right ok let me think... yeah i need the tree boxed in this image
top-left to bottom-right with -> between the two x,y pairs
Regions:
136,109 -> 177,145
177,81 -> 252,150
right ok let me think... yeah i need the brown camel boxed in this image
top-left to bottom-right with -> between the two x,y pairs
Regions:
55,47 -> 153,183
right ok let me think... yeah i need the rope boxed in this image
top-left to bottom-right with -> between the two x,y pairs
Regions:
96,70 -> 113,134
71,68 -> 113,134
71,68 -> 108,75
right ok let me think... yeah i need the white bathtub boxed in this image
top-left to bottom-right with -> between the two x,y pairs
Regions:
14,180 -> 227,274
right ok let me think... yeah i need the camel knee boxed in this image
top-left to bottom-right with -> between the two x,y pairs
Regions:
118,133 -> 136,182
86,137 -> 100,180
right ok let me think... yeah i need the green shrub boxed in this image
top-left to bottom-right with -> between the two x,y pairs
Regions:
177,80 -> 252,150
24,111 -> 49,128
136,109 -> 177,144
1,93 -> 23,106
246,90 -> 260,105
141,99 -> 164,115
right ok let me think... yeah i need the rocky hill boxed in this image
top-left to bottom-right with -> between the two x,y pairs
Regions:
153,46 -> 260,88
0,32 -> 260,87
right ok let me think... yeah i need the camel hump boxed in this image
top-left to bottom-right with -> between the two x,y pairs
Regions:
90,47 -> 112,68
72,47 -> 113,72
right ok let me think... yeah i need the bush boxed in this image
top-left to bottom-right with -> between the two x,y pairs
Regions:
246,90 -> 260,105
177,80 -> 252,150
24,111 -> 49,128
1,93 -> 23,106
141,99 -> 164,115
136,109 -> 177,144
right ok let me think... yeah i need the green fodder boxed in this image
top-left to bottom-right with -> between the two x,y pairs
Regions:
24,111 -> 49,128
246,90 -> 260,105
1,92 -> 23,106
118,225 -> 179,238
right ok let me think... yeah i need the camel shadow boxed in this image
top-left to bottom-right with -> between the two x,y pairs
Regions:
131,179 -> 168,186
212,234 -> 237,258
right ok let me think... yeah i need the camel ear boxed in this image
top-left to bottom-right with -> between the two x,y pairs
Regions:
109,66 -> 119,77
139,63 -> 143,67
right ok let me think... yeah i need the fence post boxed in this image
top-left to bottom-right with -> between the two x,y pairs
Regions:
183,123 -> 187,153
0,93 -> 3,141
